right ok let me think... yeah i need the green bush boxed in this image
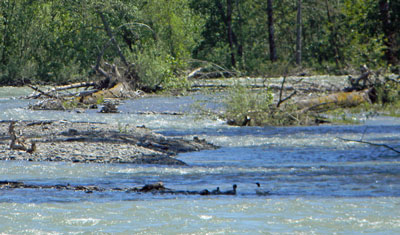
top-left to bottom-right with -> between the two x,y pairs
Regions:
223,83 -> 322,126
224,84 -> 273,126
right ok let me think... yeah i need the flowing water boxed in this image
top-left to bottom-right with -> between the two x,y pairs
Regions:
0,88 -> 400,234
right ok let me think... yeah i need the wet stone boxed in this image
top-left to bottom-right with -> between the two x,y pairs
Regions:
0,121 -> 218,165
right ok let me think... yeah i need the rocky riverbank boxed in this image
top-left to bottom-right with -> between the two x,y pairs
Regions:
0,120 -> 217,165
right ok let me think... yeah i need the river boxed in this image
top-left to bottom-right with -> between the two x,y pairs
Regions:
0,87 -> 399,234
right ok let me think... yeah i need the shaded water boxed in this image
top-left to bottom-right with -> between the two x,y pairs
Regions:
0,88 -> 399,233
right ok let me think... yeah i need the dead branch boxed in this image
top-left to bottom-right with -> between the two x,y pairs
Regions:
95,40 -> 112,72
27,85 -> 59,99
99,12 -> 129,67
276,77 -> 286,108
187,67 -> 204,79
292,77 -> 305,85
50,82 -> 97,92
8,121 -> 36,154
25,82 -> 97,99
337,137 -> 400,154
187,59 -> 237,79
279,90 -> 297,106
344,65 -> 379,92
276,77 -> 297,108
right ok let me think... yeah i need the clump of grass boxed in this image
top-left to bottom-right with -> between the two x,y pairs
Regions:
223,85 -> 266,125
224,84 -> 272,125
223,84 -> 318,126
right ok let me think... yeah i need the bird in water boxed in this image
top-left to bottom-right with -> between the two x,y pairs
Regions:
223,184 -> 237,195
140,182 -> 168,192
255,182 -> 270,196
199,189 -> 210,195
211,187 -> 221,195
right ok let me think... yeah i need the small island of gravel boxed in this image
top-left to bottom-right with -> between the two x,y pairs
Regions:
0,120 -> 217,165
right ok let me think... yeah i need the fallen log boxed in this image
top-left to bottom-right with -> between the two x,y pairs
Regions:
78,82 -> 139,104
294,89 -> 373,112
25,82 -> 97,99
190,83 -> 339,93
48,81 -> 97,92
27,85 -> 59,99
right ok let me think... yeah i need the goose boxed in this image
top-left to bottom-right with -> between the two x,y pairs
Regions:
199,189 -> 210,195
140,182 -> 167,192
223,184 -> 237,195
255,182 -> 270,196
211,187 -> 221,195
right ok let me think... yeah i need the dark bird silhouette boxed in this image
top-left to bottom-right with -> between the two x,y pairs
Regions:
255,182 -> 270,196
211,187 -> 221,195
140,182 -> 167,192
223,184 -> 237,195
199,189 -> 210,195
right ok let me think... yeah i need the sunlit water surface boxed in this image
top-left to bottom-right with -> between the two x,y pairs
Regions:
0,88 -> 399,233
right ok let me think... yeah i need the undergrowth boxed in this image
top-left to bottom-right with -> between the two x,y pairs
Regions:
223,84 -> 319,126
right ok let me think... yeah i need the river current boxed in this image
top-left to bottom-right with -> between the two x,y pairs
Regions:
0,87 -> 399,234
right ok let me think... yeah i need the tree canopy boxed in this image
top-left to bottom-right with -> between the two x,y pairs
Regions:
0,0 -> 398,86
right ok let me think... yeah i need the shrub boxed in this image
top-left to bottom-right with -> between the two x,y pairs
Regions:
223,83 -> 322,126
223,84 -> 273,126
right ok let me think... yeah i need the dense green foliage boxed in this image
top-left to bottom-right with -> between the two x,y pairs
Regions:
0,0 -> 398,85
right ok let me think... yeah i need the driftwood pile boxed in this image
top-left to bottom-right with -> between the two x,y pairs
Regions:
25,81 -> 142,111
295,65 -> 398,112
8,121 -> 36,154
225,65 -> 398,126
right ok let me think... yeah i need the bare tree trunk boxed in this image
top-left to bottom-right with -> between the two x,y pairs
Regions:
235,0 -> 244,66
379,0 -> 398,65
267,0 -> 277,62
97,12 -> 140,89
325,0 -> 341,69
226,0 -> 236,67
99,12 -> 129,67
296,0 -> 302,65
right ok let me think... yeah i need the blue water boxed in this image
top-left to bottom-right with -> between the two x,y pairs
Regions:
0,89 -> 399,233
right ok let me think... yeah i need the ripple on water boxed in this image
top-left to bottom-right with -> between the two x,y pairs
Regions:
2,198 -> 399,233
1,89 -> 400,233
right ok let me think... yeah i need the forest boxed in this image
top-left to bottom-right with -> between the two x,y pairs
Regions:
0,0 -> 399,87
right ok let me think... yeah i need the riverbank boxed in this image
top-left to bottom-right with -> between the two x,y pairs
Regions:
0,120 -> 217,165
